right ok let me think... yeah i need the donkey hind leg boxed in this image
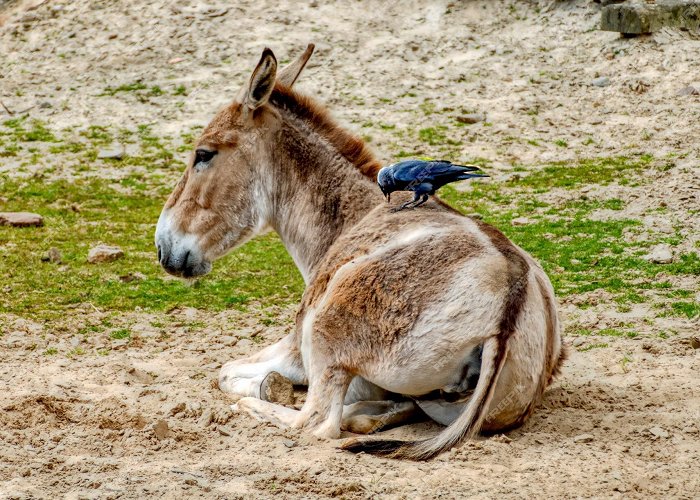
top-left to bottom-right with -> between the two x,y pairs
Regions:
342,400 -> 420,434
218,333 -> 305,397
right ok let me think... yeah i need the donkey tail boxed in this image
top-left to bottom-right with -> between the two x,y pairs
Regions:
340,336 -> 508,461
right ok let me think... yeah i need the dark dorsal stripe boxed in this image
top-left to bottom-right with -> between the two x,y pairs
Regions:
475,220 -> 530,341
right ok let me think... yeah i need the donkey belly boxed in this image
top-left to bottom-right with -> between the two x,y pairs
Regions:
359,340 -> 483,396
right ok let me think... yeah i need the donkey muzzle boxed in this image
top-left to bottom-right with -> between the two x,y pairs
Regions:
155,211 -> 212,278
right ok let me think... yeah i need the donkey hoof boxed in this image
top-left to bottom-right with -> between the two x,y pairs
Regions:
260,371 -> 295,405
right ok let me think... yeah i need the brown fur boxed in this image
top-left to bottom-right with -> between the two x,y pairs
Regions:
161,46 -> 565,460
270,85 -> 382,181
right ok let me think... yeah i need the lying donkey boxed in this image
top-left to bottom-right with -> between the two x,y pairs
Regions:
155,44 -> 565,460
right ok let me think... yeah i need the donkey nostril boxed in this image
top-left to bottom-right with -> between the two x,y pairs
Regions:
157,245 -> 162,262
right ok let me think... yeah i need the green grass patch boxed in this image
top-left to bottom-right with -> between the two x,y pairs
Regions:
579,342 -> 609,352
0,175 -> 304,319
439,155 -> 698,308
1,117 -> 59,143
100,82 -> 148,96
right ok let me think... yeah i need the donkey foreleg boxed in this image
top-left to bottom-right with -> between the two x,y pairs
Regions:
233,397 -> 300,428
219,333 -> 305,396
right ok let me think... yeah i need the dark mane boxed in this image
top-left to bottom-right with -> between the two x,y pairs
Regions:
269,84 -> 382,181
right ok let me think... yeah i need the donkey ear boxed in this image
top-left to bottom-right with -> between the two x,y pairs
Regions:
245,48 -> 277,110
277,43 -> 315,88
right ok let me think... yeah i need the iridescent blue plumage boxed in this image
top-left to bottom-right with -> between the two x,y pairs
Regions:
377,160 -> 487,211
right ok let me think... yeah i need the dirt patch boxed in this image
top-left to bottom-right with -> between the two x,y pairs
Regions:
1,305 -> 698,498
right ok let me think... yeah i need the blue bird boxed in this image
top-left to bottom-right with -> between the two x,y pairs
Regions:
377,160 -> 488,211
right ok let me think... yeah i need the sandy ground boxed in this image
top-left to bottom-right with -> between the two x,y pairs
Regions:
1,0 -> 699,498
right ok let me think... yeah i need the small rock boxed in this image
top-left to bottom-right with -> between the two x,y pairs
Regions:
642,341 -> 660,354
88,244 -> 124,264
126,367 -> 154,385
283,439 -> 296,448
456,113 -> 484,124
198,409 -> 213,427
41,247 -> 62,264
97,146 -> 125,160
690,337 -> 700,349
648,426 -> 669,439
626,77 -> 650,94
573,433 -> 595,443
217,425 -> 233,437
591,77 -> 610,88
573,338 -> 586,347
492,434 -> 512,444
236,338 -> 253,349
511,217 -> 532,226
153,420 -> 170,440
0,212 -> 43,227
677,84 -> 700,96
166,402 -> 186,416
119,272 -> 146,283
39,102 -> 52,109
220,335 -> 238,347
643,244 -> 673,264
260,371 -> 295,405
205,7 -> 229,17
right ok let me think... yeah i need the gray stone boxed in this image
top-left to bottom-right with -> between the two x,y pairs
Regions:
41,247 -> 62,264
119,272 -> 146,283
644,244 -> 674,264
573,433 -> 595,443
602,1 -> 700,35
592,76 -> 610,88
97,145 -> 125,160
126,367 -> 154,385
511,216 -> 532,226
0,212 -> 43,227
217,425 -> 232,437
88,244 -> 124,263
677,83 -> 700,96
236,338 -> 254,349
649,426 -> 670,439
220,335 -> 238,347
456,113 -> 484,124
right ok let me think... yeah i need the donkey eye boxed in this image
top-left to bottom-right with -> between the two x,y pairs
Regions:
194,149 -> 217,167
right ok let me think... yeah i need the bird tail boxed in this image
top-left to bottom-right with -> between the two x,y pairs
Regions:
457,173 -> 489,180
453,164 -> 482,172
340,336 -> 507,461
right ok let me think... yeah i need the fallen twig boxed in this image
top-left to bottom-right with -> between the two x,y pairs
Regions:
0,100 -> 13,116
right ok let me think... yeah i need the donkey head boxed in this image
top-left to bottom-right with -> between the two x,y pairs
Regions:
155,45 -> 315,278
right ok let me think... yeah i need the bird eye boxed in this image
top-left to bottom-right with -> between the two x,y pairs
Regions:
194,149 -> 217,168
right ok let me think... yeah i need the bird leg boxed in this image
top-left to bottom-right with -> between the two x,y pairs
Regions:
390,192 -> 421,212
412,193 -> 430,208
391,193 -> 429,212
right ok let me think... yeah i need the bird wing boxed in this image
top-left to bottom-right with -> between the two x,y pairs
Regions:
393,160 -> 482,183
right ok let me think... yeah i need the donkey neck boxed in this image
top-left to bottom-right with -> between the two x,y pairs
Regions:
264,111 -> 383,283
